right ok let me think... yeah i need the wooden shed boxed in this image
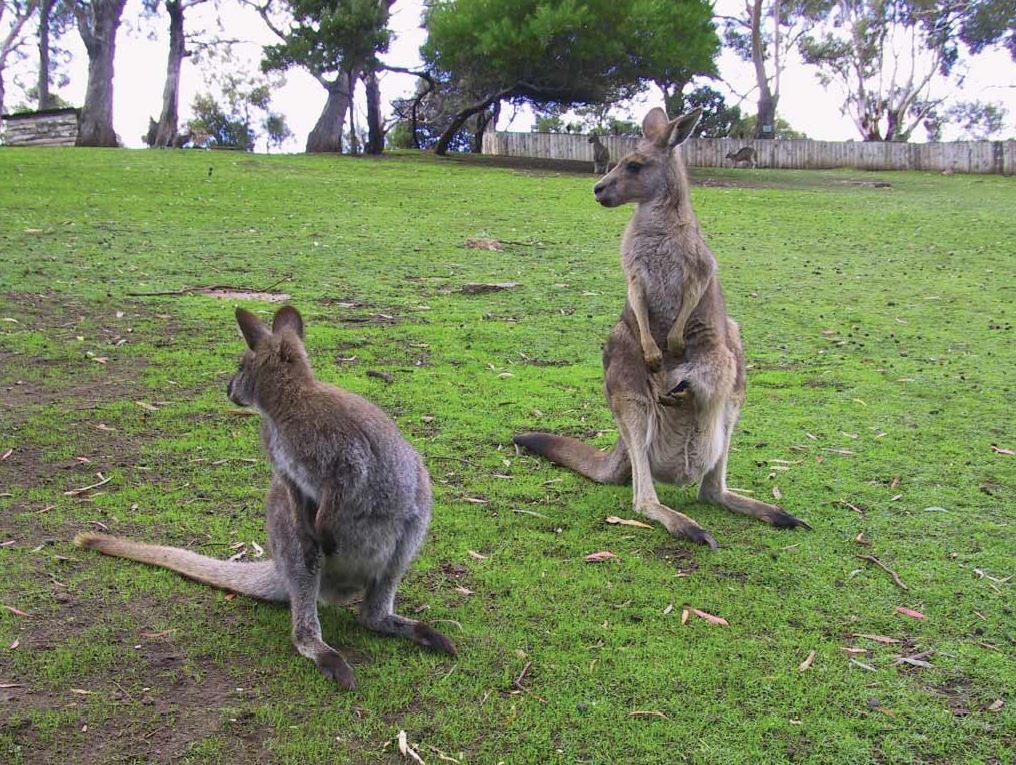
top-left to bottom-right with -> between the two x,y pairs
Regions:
1,108 -> 81,147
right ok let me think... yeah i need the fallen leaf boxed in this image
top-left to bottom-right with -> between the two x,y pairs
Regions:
70,688 -> 97,695
462,497 -> 489,505
0,448 -> 12,461
629,710 -> 669,719
467,550 -> 488,560
94,423 -> 117,432
853,633 -> 901,644
798,650 -> 816,671
691,608 -> 729,626
850,658 -> 877,672
454,586 -> 474,596
841,647 -> 869,654
251,541 -> 264,558
585,551 -> 617,563
662,604 -> 673,615
895,607 -> 925,620
1,540 -> 14,548
605,516 -> 653,529
461,282 -> 520,293
9,639 -> 19,650
463,237 -> 503,251
64,475 -> 112,497
397,730 -> 426,764
681,608 -> 690,625
134,401 -> 158,412
895,656 -> 933,668
2,605 -> 29,617
986,699 -> 1005,712
0,683 -> 23,688
223,592 -> 236,601
772,486 -> 782,500
989,444 -> 1014,456
141,630 -> 175,639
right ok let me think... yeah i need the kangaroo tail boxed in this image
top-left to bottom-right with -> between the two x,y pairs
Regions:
74,533 -> 288,601
513,432 -> 630,484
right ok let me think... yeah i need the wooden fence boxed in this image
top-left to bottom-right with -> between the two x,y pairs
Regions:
1,108 -> 80,147
482,131 -> 1016,175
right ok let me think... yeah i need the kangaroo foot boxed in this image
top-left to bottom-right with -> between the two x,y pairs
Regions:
704,489 -> 811,530
637,500 -> 718,549
313,648 -> 357,690
413,622 -> 458,656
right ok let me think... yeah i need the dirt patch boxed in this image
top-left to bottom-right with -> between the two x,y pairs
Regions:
197,288 -> 291,303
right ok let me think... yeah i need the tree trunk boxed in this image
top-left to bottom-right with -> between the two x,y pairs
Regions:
305,72 -> 355,153
76,0 -> 128,147
750,0 -> 777,139
347,73 -> 358,154
38,0 -> 54,110
364,70 -> 383,155
152,0 -> 185,147
471,99 -> 500,153
0,70 -> 5,115
434,91 -> 507,156
755,92 -> 778,139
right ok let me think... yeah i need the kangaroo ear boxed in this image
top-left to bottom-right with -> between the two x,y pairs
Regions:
272,306 -> 304,339
667,108 -> 703,148
642,108 -> 670,142
235,307 -> 269,350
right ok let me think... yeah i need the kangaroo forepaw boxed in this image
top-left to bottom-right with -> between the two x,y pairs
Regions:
413,622 -> 458,656
644,347 -> 663,371
314,650 -> 357,690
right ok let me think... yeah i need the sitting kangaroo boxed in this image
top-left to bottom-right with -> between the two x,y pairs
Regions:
589,134 -> 610,175
515,108 -> 807,547
726,146 -> 757,168
76,306 -> 456,689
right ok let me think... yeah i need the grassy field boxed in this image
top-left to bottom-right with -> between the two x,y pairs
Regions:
0,147 -> 1013,764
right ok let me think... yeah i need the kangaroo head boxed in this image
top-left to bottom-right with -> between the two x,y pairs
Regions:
227,305 -> 308,408
593,107 -> 702,208
725,150 -> 737,159
588,135 -> 599,145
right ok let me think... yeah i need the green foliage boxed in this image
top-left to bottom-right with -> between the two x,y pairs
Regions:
946,100 -> 1009,140
730,112 -> 808,139
677,86 -> 745,138
960,0 -> 1016,60
263,111 -> 293,151
1,149 -> 1014,763
799,0 -> 994,141
187,93 -> 256,150
261,0 -> 391,78
422,0 -> 717,107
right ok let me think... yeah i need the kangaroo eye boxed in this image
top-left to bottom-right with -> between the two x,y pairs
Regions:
626,162 -> 642,173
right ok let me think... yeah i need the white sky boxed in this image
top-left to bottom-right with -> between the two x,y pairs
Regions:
6,0 -> 1016,149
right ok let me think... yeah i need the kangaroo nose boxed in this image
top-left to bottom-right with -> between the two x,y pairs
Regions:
593,181 -> 606,195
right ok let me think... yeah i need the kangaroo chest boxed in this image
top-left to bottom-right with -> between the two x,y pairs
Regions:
263,423 -> 320,504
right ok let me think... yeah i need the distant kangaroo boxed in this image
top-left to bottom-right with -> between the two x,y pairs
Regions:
589,134 -> 610,175
76,306 -> 456,689
726,146 -> 757,168
515,108 -> 807,547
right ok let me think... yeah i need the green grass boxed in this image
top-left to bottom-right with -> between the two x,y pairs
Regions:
0,147 -> 1013,764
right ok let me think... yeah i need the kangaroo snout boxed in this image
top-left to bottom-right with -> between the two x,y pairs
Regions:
593,179 -> 618,207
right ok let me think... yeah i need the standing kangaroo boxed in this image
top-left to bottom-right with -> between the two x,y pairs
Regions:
726,146 -> 758,168
589,134 -> 610,175
76,306 -> 456,689
515,108 -> 807,547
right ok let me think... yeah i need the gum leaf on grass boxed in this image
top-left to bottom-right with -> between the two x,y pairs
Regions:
585,551 -> 618,563
691,608 -> 729,626
605,516 -> 653,529
896,606 -> 925,620
989,444 -> 1013,456
2,604 -> 29,617
798,650 -> 816,671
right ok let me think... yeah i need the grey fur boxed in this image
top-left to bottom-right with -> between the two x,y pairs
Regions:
77,305 -> 455,689
515,108 -> 808,546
